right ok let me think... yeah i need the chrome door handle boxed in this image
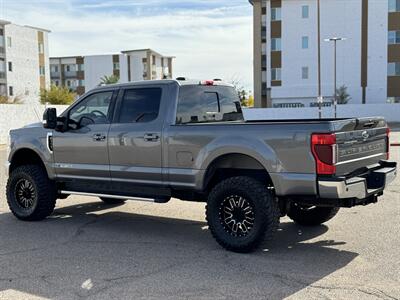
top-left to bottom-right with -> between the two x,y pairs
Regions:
143,133 -> 160,142
93,133 -> 106,142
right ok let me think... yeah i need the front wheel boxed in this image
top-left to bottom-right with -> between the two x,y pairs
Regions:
6,165 -> 57,221
206,176 -> 280,253
288,204 -> 340,226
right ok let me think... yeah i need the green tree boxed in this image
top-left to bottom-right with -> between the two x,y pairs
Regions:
40,85 -> 76,105
100,75 -> 119,85
335,85 -> 351,104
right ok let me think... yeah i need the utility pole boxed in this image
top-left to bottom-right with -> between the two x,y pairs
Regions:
325,37 -> 346,119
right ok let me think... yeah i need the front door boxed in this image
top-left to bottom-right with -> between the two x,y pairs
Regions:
108,86 -> 164,187
53,90 -> 116,182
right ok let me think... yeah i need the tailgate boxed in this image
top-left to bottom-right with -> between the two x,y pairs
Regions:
335,118 -> 389,176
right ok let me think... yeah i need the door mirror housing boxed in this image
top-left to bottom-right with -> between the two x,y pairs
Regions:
43,108 -> 57,129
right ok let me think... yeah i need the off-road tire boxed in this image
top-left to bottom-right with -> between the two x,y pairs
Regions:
288,204 -> 340,226
100,197 -> 126,205
6,165 -> 57,221
206,176 -> 280,253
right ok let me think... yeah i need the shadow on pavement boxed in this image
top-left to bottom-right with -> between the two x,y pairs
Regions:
0,201 -> 358,299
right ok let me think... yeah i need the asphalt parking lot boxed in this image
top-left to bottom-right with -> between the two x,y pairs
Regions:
0,146 -> 399,300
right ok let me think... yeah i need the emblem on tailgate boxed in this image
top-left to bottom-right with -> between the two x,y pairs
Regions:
361,131 -> 369,141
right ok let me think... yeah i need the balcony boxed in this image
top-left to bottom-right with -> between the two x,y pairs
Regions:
50,72 -> 61,79
64,71 -> 78,78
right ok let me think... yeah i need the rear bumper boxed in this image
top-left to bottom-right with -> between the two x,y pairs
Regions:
318,160 -> 397,201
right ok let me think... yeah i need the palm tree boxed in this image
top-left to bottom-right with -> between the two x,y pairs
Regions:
335,85 -> 351,104
99,75 -> 119,85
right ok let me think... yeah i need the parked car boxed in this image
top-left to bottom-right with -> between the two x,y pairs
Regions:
5,79 -> 397,252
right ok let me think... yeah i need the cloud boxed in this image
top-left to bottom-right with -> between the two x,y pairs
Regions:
0,0 -> 253,90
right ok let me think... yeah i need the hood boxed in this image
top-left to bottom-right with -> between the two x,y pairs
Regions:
24,122 -> 43,128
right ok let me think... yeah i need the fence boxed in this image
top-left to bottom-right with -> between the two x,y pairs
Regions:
0,104 -> 68,144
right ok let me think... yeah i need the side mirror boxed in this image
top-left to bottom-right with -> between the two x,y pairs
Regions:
43,108 -> 57,129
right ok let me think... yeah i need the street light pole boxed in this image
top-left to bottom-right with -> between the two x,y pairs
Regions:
325,37 -> 345,119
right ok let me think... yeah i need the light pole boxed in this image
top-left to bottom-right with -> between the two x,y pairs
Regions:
324,37 -> 346,119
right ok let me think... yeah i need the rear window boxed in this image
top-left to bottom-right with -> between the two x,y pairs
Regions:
176,85 -> 243,124
118,88 -> 162,123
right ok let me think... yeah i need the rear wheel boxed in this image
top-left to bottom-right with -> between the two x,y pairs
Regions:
288,203 -> 340,226
6,165 -> 57,221
100,197 -> 126,205
206,176 -> 280,253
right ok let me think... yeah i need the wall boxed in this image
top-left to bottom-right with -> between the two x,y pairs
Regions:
244,104 -> 400,124
0,104 -> 68,144
84,55 -> 115,91
4,24 -> 41,104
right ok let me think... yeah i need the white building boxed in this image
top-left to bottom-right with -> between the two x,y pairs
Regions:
0,20 -> 50,103
250,0 -> 400,108
50,49 -> 175,95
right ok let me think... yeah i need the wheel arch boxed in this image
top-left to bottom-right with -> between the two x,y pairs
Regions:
9,148 -> 49,177
203,152 -> 275,191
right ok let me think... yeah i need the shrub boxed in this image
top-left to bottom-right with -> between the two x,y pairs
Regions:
40,85 -> 76,105
0,95 -> 24,104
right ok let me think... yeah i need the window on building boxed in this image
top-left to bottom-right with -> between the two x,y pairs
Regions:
118,88 -> 162,123
53,80 -> 59,86
271,68 -> 281,81
388,62 -> 400,76
0,29 -> 4,36
271,7 -> 281,21
78,64 -> 84,71
7,37 -> 11,47
79,80 -> 85,87
152,55 -> 156,65
8,61 -> 12,72
66,80 -> 71,87
66,65 -> 70,72
301,67 -> 308,79
302,36 -> 309,49
9,86 -> 13,96
113,63 -> 120,70
302,5 -> 309,18
55,65 -> 59,73
387,97 -> 400,103
389,0 -> 400,12
271,38 -> 281,51
388,31 -> 400,44
302,67 -> 309,79
38,43 -> 44,54
39,66 -> 45,76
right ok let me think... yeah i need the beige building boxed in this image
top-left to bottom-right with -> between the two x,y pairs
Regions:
51,49 -> 175,96
0,19 -> 50,103
250,0 -> 400,108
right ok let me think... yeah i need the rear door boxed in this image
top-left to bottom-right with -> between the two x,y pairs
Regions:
108,85 -> 165,187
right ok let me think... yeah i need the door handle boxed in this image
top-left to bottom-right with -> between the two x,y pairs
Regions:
93,133 -> 106,142
143,133 -> 160,142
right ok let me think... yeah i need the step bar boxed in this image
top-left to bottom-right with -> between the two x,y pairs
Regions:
59,190 -> 170,203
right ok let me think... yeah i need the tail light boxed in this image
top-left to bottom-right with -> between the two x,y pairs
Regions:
200,80 -> 214,86
386,127 -> 390,160
311,133 -> 337,175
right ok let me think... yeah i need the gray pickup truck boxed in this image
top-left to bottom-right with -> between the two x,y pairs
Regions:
5,79 -> 397,252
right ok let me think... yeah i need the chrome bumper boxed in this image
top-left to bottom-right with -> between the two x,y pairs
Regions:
319,162 -> 397,200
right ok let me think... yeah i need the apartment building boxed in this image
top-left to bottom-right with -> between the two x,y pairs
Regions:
0,19 -> 50,103
250,0 -> 400,108
50,49 -> 175,95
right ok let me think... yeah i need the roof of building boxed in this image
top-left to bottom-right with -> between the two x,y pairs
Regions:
0,19 -> 51,32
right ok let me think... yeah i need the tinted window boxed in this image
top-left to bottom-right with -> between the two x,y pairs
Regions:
176,85 -> 243,124
69,91 -> 113,125
119,88 -> 162,123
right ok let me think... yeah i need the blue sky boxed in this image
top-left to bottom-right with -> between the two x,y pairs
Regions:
0,0 -> 253,90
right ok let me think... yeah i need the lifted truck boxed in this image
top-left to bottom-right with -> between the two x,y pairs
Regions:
5,79 -> 397,253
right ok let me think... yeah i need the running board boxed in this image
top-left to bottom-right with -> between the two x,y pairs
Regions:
59,190 -> 171,203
